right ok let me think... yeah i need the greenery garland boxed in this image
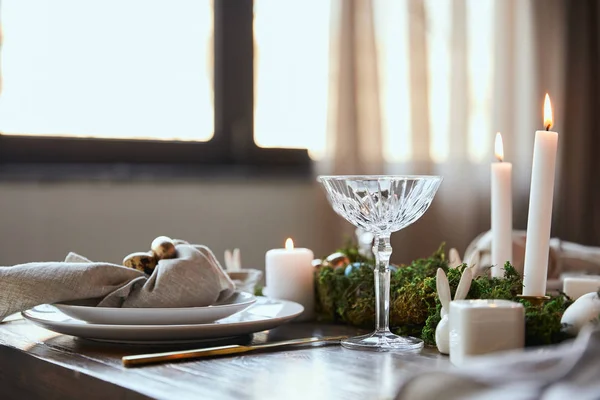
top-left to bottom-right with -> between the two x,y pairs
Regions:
314,242 -> 573,347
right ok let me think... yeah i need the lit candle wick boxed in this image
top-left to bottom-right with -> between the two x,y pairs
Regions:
543,93 -> 553,132
494,132 -> 504,162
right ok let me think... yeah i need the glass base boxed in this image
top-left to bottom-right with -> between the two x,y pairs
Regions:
341,330 -> 424,352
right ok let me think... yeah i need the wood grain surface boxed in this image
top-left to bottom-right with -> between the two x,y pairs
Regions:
0,317 -> 448,400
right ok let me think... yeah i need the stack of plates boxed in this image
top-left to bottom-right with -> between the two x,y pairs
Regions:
22,292 -> 303,344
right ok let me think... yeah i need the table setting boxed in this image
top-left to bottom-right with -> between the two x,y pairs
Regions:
2,94 -> 600,399
0,236 -> 306,345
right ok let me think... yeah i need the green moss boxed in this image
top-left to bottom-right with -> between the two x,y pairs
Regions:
421,303 -> 442,344
521,295 -> 571,346
314,244 -> 573,348
314,266 -> 345,322
469,262 -> 523,300
336,264 -> 376,326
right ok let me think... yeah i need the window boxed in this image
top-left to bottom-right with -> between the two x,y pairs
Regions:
0,0 -> 497,168
0,1 -> 310,168
0,1 -> 213,141
253,0 -> 331,160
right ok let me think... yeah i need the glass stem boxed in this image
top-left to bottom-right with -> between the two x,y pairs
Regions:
373,234 -> 392,333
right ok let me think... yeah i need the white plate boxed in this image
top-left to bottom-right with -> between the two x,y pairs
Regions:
22,297 -> 303,343
53,291 -> 256,325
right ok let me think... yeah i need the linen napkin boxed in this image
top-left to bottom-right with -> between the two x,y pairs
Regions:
0,244 -> 235,321
464,230 -> 600,279
395,325 -> 600,400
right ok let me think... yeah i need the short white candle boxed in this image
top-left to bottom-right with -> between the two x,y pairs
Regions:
523,94 -> 559,296
449,299 -> 524,366
265,238 -> 314,320
563,276 -> 600,300
491,133 -> 513,278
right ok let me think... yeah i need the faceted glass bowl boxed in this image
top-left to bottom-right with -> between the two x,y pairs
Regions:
318,175 -> 442,351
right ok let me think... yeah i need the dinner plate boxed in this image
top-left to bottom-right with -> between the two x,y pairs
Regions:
53,291 -> 256,325
22,297 -> 303,343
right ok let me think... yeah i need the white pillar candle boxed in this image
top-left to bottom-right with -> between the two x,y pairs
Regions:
523,94 -> 559,296
265,238 -> 314,320
449,300 -> 524,366
491,133 -> 513,278
563,276 -> 600,300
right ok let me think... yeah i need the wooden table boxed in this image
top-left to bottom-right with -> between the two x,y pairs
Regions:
0,316 -> 448,400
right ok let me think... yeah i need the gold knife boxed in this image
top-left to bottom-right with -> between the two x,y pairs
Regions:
122,335 -> 347,367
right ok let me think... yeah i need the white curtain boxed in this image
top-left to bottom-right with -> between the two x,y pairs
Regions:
320,0 -> 566,263
0,2 -> 3,96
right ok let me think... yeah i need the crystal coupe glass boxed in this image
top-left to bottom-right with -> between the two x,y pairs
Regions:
318,175 -> 442,351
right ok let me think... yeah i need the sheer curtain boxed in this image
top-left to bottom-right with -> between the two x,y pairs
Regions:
320,0 -> 566,263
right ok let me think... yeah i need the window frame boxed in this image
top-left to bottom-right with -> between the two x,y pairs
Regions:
0,0 -> 311,173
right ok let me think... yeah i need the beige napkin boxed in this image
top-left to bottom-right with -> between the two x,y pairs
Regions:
0,244 -> 235,320
395,325 -> 600,400
464,230 -> 600,279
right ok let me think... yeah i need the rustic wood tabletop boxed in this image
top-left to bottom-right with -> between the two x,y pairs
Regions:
0,315 -> 449,400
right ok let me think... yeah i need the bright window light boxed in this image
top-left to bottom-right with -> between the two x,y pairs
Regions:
466,0 -> 495,162
375,0 -> 412,163
0,0 -> 213,141
253,0 -> 331,160
424,0 -> 452,164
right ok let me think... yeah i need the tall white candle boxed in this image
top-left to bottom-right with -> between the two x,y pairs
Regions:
491,133 -> 513,278
265,238 -> 314,320
523,94 -> 559,296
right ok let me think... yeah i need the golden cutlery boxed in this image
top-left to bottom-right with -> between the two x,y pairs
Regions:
122,335 -> 347,367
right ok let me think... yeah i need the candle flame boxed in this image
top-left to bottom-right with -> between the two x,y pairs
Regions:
544,93 -> 553,130
285,238 -> 294,250
494,132 -> 504,162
